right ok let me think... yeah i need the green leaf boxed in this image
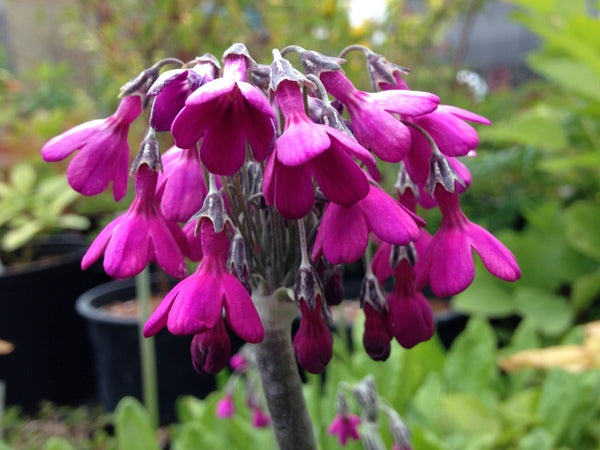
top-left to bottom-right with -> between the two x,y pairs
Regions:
56,214 -> 91,230
517,427 -> 555,450
10,164 -> 36,195
42,437 -> 76,450
114,397 -> 160,450
565,200 -> 600,261
439,394 -> 502,445
571,269 -> 600,312
452,269 -> 517,318
443,317 -> 500,399
1,221 -> 43,252
514,287 -> 573,336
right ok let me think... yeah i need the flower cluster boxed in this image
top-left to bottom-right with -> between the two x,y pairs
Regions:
41,43 -> 520,375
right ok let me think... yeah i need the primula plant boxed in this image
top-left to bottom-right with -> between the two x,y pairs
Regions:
41,42 -> 520,449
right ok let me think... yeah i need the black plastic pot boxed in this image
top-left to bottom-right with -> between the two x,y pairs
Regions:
75,278 -> 216,424
0,235 -> 109,412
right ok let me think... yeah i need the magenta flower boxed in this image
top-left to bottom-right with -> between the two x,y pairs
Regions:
216,393 -> 235,419
81,165 -> 187,279
293,295 -> 333,374
230,353 -> 248,373
319,70 -> 439,162
415,186 -> 521,297
143,218 -> 264,345
262,80 -> 376,219
148,56 -> 219,132
312,182 -> 423,264
387,259 -> 435,348
190,319 -> 232,374
328,413 -> 361,446
181,220 -> 203,262
171,51 -> 276,175
41,95 -> 142,201
362,302 -> 393,361
156,146 -> 208,222
251,407 -> 271,428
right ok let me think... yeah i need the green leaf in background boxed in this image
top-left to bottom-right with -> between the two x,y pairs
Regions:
41,437 -> 75,450
514,287 -> 573,336
565,200 -> 600,261
10,164 -> 36,195
114,397 -> 160,450
443,317 -> 500,399
1,221 -> 43,252
517,427 -> 555,450
570,269 -> 600,312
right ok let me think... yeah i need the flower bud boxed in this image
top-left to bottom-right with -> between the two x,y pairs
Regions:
190,320 -> 232,375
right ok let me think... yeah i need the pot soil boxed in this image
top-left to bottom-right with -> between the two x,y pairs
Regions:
76,278 -> 216,425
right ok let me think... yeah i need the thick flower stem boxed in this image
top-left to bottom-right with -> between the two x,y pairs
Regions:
253,292 -> 317,450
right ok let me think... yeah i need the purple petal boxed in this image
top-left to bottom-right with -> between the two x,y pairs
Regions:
222,274 -> 264,343
437,104 -> 491,125
468,223 -> 521,281
185,77 -> 236,105
271,158 -> 315,219
103,212 -> 151,278
166,270 -> 224,335
361,186 -> 420,245
81,218 -> 119,270
372,89 -> 439,116
171,104 -> 211,149
41,120 -> 104,162
237,81 -> 276,117
428,229 -> 475,297
240,106 -> 275,162
200,113 -> 247,175
413,110 -> 480,157
276,120 -> 331,166
149,217 -> 188,279
309,148 -> 369,206
143,288 -> 177,337
318,204 -> 369,264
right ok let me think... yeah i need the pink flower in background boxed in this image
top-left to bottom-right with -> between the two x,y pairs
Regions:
251,407 -> 271,428
216,393 -> 235,419
41,95 -> 142,201
143,218 -> 264,344
312,182 -> 423,264
415,186 -> 521,297
328,412 -> 361,446
319,70 -> 439,162
171,52 -> 276,175
81,165 -> 188,279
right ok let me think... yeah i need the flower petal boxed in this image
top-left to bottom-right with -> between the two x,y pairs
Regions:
41,120 -> 104,162
469,223 -> 521,281
276,120 -> 331,166
428,229 -> 475,297
222,274 -> 264,343
372,89 -> 439,116
318,203 -> 369,264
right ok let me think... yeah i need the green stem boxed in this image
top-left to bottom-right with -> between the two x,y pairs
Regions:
136,265 -> 159,428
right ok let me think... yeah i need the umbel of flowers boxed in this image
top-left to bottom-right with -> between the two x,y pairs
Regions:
42,43 -> 520,450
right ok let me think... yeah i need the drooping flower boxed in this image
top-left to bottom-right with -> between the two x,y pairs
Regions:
81,164 -> 188,279
230,353 -> 248,373
362,301 -> 393,361
387,259 -> 435,349
171,45 -> 276,175
216,393 -> 235,419
143,218 -> 264,345
328,413 -> 361,446
156,145 -> 208,223
41,95 -> 142,201
293,294 -> 333,374
148,54 -> 220,132
312,181 -> 423,264
262,79 -> 376,219
415,185 -> 521,297
190,320 -> 232,374
318,70 -> 439,162
251,407 -> 271,428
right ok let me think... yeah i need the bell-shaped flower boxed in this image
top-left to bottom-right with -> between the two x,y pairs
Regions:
387,259 -> 435,348
81,165 -> 188,279
415,186 -> 521,297
319,70 -> 439,162
312,181 -> 423,264
143,218 -> 264,346
362,302 -> 393,361
293,294 -> 333,374
148,55 -> 220,132
262,80 -> 376,219
328,413 -> 361,446
171,49 -> 276,175
41,95 -> 142,201
190,319 -> 232,374
156,146 -> 208,222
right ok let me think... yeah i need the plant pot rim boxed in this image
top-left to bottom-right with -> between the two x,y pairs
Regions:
76,278 -> 142,326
